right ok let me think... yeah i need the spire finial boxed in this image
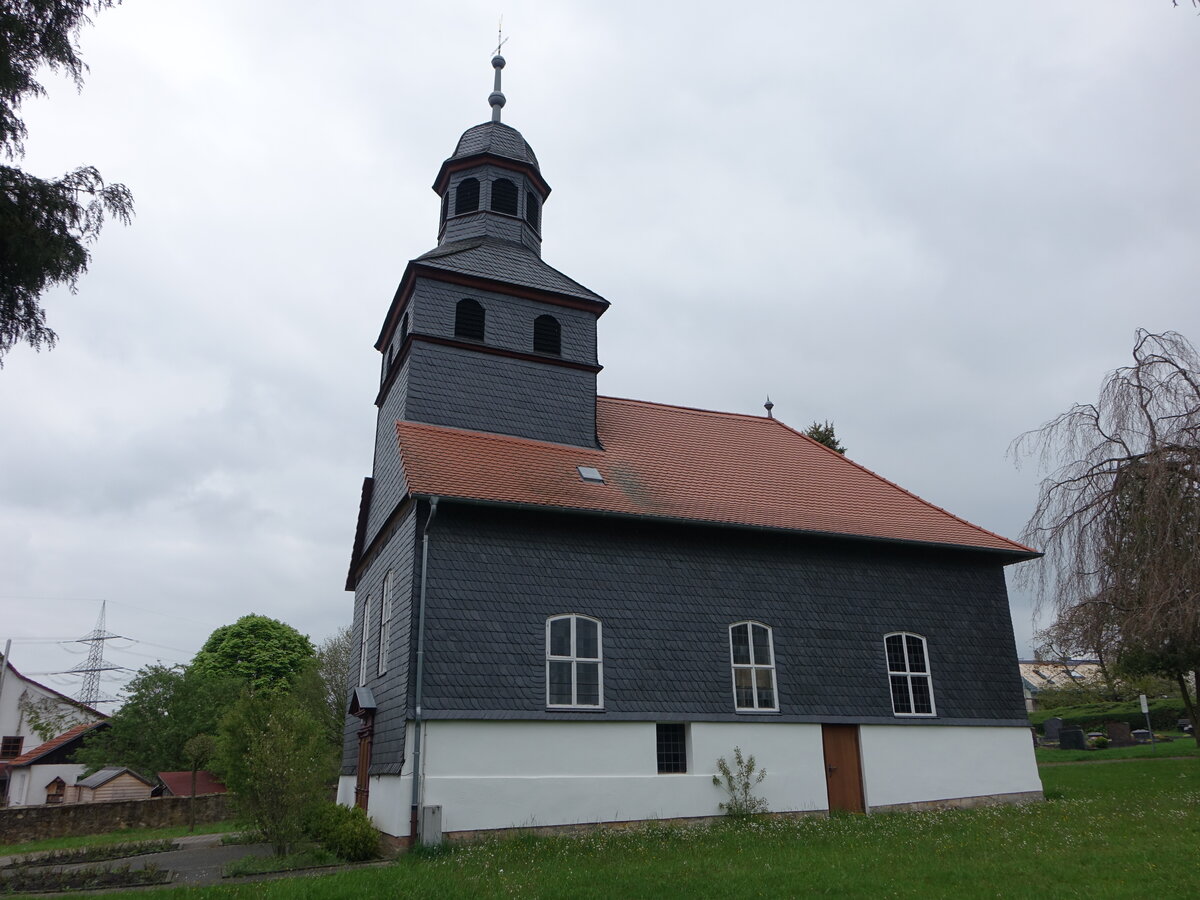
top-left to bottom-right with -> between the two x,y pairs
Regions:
490,19 -> 509,123
764,396 -> 775,419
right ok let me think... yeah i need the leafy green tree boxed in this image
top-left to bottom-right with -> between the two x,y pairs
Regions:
182,733 -> 217,832
217,689 -> 337,855
804,420 -> 846,454
1,0 -> 133,364
76,664 -> 240,776
191,614 -> 315,693
315,626 -> 353,744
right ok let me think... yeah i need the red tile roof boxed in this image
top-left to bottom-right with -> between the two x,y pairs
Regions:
6,721 -> 107,768
157,771 -> 228,796
394,396 -> 1036,557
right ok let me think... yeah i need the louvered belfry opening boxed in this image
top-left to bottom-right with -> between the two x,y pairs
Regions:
491,177 -> 518,214
533,314 -> 561,355
455,298 -> 486,341
525,191 -> 540,230
455,177 -> 480,214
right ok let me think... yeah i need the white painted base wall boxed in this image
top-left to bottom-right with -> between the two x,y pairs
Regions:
339,720 -> 1042,838
5,764 -> 85,807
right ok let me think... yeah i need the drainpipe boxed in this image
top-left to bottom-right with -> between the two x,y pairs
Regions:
409,496 -> 439,844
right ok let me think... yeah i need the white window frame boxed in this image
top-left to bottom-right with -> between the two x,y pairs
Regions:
885,632 -> 936,717
358,593 -> 371,687
545,614 -> 603,709
377,570 -> 393,676
729,621 -> 778,712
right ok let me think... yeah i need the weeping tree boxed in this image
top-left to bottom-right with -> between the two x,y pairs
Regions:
1013,329 -> 1200,740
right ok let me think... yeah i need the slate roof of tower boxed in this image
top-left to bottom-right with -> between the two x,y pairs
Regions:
450,122 -> 539,168
417,237 -> 607,305
393,396 -> 1038,557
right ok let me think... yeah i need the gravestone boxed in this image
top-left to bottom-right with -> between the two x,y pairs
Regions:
1131,729 -> 1152,744
1059,727 -> 1087,750
1043,717 -> 1063,742
1106,721 -> 1136,747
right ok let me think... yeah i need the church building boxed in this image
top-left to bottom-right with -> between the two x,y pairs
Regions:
339,55 -> 1043,844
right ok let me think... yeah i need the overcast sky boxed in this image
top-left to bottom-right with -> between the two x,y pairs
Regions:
2,2 -> 1197,705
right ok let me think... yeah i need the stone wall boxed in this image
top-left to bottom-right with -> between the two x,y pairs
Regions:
0,794 -> 232,845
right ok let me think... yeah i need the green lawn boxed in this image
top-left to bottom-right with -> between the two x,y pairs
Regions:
75,760 -> 1200,898
0,820 -> 235,858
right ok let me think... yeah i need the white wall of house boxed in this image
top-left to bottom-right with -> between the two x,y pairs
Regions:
339,720 -> 1040,838
5,764 -> 85,807
859,724 -> 1042,809
0,661 -> 99,756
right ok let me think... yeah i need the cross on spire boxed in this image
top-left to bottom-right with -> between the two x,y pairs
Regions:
489,23 -> 508,123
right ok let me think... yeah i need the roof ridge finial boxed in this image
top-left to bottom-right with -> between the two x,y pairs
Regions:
764,396 -> 775,419
490,19 -> 509,123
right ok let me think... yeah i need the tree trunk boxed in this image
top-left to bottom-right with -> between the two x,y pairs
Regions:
1175,671 -> 1200,747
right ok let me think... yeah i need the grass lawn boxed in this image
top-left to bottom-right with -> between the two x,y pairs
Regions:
0,820 -> 235,858
81,760 -> 1200,898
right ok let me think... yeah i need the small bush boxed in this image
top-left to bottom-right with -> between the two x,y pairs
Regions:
305,802 -> 381,861
712,746 -> 768,817
1089,736 -> 1110,749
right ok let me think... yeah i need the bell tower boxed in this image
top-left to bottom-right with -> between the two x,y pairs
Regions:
361,54 -> 609,546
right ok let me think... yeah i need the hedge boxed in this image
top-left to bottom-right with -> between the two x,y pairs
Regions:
1030,698 -> 1191,734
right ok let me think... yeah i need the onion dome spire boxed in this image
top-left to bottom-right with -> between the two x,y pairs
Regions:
490,54 -> 506,122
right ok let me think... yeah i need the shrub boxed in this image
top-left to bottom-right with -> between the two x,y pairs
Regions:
712,746 -> 768,817
1031,698 -> 1187,734
1089,736 -> 1110,749
305,802 -> 381,861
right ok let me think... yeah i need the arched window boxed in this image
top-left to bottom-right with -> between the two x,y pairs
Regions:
440,192 -> 449,223
358,594 -> 372,686
454,298 -> 485,341
533,314 -> 561,355
378,570 -> 393,676
455,177 -> 480,214
884,633 -> 935,716
491,178 -> 518,215
525,191 -> 540,230
400,312 -> 409,342
729,622 -> 777,711
546,614 -> 602,708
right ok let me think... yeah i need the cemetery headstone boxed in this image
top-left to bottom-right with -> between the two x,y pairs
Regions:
1059,727 -> 1086,750
1105,721 -> 1135,747
1131,729 -> 1151,744
1043,717 -> 1063,742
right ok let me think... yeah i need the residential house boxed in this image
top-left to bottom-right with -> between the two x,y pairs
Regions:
2,721 -> 107,807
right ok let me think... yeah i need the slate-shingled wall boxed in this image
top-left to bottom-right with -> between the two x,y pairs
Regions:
342,508 -> 419,776
415,504 -> 1029,726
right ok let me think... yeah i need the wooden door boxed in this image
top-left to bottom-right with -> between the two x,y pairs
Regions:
821,724 -> 865,813
354,711 -> 375,810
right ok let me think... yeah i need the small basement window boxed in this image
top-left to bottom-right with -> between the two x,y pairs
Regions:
578,466 -> 603,483
656,724 -> 687,773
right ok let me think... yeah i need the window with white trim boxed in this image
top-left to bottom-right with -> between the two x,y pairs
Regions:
358,594 -> 371,686
546,614 -> 602,708
885,632 -> 935,716
377,571 -> 393,676
729,622 -> 777,711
